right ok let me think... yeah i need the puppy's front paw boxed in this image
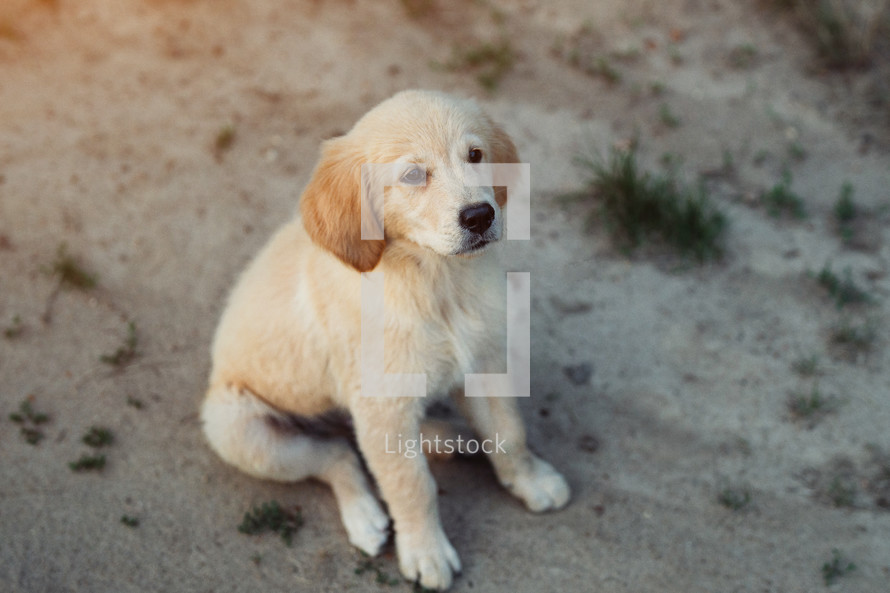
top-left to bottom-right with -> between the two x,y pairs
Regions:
341,493 -> 390,556
510,456 -> 571,513
397,527 -> 461,591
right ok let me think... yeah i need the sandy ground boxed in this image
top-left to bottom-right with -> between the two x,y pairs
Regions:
2,1 -> 890,591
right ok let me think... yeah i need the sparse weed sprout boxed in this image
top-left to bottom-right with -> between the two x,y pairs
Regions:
4,314 -> 23,339
70,426 -> 114,472
126,396 -> 145,410
82,426 -> 114,448
120,515 -> 140,528
573,147 -> 727,262
787,141 -> 807,161
100,321 -> 139,368
658,103 -> 681,128
355,553 -> 402,587
787,385 -> 840,426
761,171 -> 806,219
791,354 -> 821,377
553,23 -> 624,84
833,181 -> 856,243
9,398 -> 50,445
827,475 -> 857,508
806,0 -> 878,68
768,0 -> 887,68
822,549 -> 856,586
47,243 -> 97,291
69,454 -> 107,472
815,264 -> 871,308
834,182 -> 856,222
441,39 -> 516,92
728,43 -> 758,69
718,485 -> 752,511
588,57 -> 622,84
238,501 -> 303,546
829,318 -> 877,360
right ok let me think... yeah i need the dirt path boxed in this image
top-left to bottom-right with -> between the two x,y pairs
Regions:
1,1 -> 889,591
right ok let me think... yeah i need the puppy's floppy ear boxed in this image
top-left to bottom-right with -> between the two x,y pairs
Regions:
486,119 -> 520,207
300,137 -> 385,272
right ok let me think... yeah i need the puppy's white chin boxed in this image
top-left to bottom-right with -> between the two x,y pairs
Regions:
454,238 -> 496,257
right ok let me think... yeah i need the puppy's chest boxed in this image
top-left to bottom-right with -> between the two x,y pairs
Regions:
420,275 -> 507,381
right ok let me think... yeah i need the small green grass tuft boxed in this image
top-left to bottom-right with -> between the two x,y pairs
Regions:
583,56 -> 622,84
752,149 -> 771,167
718,485 -> 752,511
787,385 -> 840,426
822,549 -> 856,586
4,314 -> 23,339
865,445 -> 890,509
829,318 -> 877,360
9,398 -> 49,425
834,181 -> 856,222
668,43 -> 684,65
126,396 -> 145,410
440,38 -> 516,92
728,43 -> 759,69
120,515 -> 140,528
761,171 -> 806,218
827,475 -> 858,508
238,501 -> 303,546
791,354 -> 822,377
47,243 -> 97,291
833,181 -> 857,243
658,103 -> 681,128
21,428 -> 43,445
553,24 -> 625,85
355,553 -> 402,587
69,454 -> 107,472
787,141 -> 807,161
82,426 -> 114,448
9,397 -> 50,445
573,147 -> 727,262
806,0 -> 875,68
815,264 -> 871,308
100,321 -> 139,367
768,0 -> 886,69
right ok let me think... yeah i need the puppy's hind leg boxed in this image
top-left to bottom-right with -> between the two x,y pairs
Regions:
201,385 -> 390,555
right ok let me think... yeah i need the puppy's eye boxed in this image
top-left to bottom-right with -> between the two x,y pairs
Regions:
400,166 -> 426,186
468,148 -> 483,163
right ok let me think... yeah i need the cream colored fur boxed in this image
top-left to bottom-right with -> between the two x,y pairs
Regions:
201,90 -> 570,591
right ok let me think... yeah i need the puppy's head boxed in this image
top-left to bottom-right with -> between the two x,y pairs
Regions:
300,90 -> 519,272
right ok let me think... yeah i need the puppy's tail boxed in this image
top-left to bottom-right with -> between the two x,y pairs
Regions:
200,383 -> 355,482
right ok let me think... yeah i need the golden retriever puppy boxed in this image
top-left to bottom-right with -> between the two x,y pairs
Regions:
201,90 -> 570,590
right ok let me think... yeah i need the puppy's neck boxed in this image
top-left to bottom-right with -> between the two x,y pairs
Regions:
380,239 -> 501,281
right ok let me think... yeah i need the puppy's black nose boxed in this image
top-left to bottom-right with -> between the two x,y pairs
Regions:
459,203 -> 495,235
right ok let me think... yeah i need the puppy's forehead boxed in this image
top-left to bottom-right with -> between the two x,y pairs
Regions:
352,92 -> 487,156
